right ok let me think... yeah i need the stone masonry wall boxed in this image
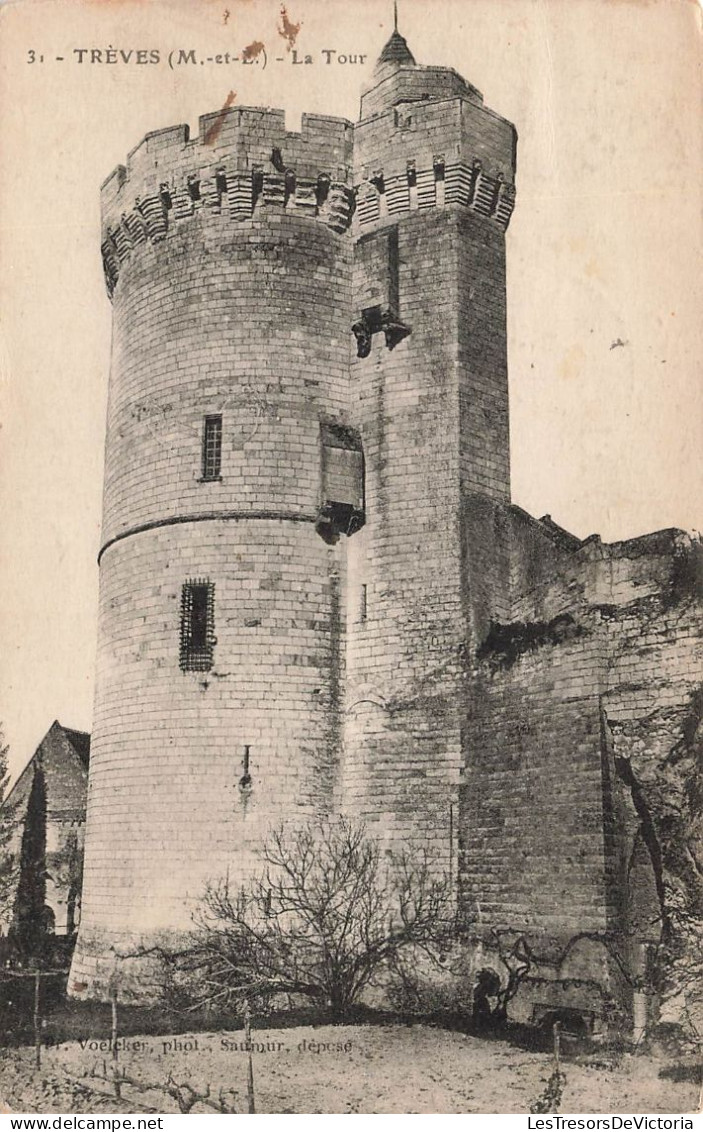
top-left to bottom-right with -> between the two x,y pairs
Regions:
359,64 -> 482,119
342,211 -> 466,869
76,522 -> 342,946
338,66 -> 516,871
599,536 -> 702,1032
101,213 -> 352,548
462,625 -> 610,935
354,92 -> 516,236
343,192 -> 514,873
459,525 -> 702,1030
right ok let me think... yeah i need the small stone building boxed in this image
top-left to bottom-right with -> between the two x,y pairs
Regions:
1,721 -> 89,940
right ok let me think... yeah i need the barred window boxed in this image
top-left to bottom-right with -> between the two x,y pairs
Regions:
180,580 -> 215,671
201,415 -> 223,481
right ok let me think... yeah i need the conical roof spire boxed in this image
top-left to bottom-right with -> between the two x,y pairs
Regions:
377,30 -> 416,68
375,2 -> 416,70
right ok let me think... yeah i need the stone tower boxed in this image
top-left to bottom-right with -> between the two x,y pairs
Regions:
69,106 -> 359,996
341,33 -> 516,870
70,30 -> 517,998
70,28 -> 700,1032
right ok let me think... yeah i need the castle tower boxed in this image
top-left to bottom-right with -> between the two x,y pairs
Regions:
70,30 -> 518,999
66,26 -> 702,1035
70,109 -> 359,997
342,34 -> 517,872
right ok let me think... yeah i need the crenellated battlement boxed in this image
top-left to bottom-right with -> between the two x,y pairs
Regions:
100,79 -> 518,298
102,106 -> 354,205
353,91 -> 516,234
353,155 -> 515,231
101,105 -> 356,297
100,170 -> 356,297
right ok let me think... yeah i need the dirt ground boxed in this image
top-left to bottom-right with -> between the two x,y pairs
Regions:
0,1024 -> 700,1115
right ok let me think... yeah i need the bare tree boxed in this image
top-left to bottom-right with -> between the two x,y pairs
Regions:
491,929 -> 533,1021
163,819 -> 453,1019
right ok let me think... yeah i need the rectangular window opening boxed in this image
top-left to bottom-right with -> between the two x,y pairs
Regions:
239,744 -> 252,790
201,414 -> 223,481
359,583 -> 368,623
180,579 -> 215,672
215,169 -> 228,209
317,422 -> 366,541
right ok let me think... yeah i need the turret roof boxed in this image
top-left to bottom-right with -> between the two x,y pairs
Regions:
376,29 -> 416,69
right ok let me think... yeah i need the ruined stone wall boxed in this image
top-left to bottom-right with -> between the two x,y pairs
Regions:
459,526 -> 702,1030
462,628 -> 610,934
599,535 -> 702,1032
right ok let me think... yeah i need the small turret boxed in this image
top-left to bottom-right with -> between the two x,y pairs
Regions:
375,28 -> 416,72
360,18 -> 482,120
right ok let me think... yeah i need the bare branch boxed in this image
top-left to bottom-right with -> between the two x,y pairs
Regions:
156,819 -> 453,1019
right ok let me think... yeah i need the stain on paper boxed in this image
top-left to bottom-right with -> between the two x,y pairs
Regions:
278,5 -> 301,51
203,90 -> 237,145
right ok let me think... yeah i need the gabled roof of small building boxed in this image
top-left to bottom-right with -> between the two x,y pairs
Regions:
3,721 -> 90,819
59,726 -> 90,770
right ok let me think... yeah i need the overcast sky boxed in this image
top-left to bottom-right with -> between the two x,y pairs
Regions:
0,0 -> 701,779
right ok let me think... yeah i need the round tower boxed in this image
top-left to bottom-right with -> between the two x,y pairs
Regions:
69,107 -> 358,998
